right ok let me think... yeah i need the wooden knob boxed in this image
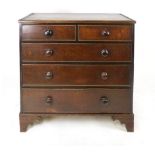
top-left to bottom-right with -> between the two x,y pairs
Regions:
45,49 -> 53,56
101,30 -> 110,37
101,49 -> 109,57
101,72 -> 108,80
100,96 -> 109,105
44,29 -> 53,36
45,71 -> 53,79
46,96 -> 53,105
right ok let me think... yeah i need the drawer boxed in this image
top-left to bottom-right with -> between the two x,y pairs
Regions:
21,25 -> 76,41
22,88 -> 132,113
78,25 -> 132,41
22,43 -> 132,62
22,64 -> 131,86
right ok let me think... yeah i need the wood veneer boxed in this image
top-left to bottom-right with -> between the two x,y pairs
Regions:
19,13 -> 135,132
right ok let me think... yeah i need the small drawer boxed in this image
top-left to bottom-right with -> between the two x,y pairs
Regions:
22,43 -> 132,62
22,88 -> 132,113
21,25 -> 76,41
22,64 -> 131,86
78,25 -> 132,41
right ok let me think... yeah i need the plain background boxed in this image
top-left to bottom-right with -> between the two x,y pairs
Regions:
0,0 -> 155,154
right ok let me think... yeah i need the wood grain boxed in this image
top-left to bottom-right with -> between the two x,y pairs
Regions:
22,88 -> 132,113
22,25 -> 76,41
19,13 -> 135,132
22,64 -> 131,86
22,43 -> 132,62
79,25 -> 132,41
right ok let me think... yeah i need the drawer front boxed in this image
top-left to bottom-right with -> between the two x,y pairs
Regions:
22,88 -> 132,113
22,25 -> 76,41
78,25 -> 132,41
22,64 -> 131,86
22,43 -> 132,62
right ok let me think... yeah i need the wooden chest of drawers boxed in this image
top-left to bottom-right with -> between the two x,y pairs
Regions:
19,13 -> 135,132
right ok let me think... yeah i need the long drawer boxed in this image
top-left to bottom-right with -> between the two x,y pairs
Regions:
22,43 -> 132,62
22,64 -> 131,86
22,88 -> 132,113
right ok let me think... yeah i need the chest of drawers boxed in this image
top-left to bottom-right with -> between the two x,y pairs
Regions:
19,13 -> 135,132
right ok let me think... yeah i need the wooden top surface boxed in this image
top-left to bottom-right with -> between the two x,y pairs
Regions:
19,13 -> 135,24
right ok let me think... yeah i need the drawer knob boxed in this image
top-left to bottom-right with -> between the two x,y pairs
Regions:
101,72 -> 108,80
44,29 -> 53,36
46,96 -> 53,105
45,49 -> 53,56
45,71 -> 53,79
100,96 -> 109,105
101,49 -> 109,57
101,30 -> 110,37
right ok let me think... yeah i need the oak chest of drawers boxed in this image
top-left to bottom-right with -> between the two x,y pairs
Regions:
19,13 -> 135,132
